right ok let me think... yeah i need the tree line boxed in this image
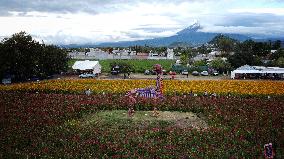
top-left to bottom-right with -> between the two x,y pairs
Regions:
0,32 -> 69,82
175,34 -> 283,73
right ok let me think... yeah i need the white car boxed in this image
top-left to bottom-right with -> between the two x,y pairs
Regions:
181,70 -> 189,75
79,73 -> 97,78
212,71 -> 219,76
200,71 -> 209,76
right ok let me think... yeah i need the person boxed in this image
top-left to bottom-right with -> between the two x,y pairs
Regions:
211,92 -> 217,98
203,91 -> 208,97
189,90 -> 193,97
128,107 -> 135,117
264,143 -> 275,159
85,88 -> 92,96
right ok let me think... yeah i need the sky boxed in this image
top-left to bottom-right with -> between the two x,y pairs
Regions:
0,0 -> 284,45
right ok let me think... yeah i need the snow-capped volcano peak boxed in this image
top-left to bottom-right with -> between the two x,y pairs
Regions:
177,22 -> 202,35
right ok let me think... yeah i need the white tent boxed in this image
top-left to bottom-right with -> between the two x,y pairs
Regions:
72,60 -> 101,74
231,65 -> 284,79
231,70 -> 262,79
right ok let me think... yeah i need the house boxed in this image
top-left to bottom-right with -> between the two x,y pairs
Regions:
167,48 -> 174,59
72,60 -> 101,74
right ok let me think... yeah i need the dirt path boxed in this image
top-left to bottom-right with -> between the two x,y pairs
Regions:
58,73 -> 230,80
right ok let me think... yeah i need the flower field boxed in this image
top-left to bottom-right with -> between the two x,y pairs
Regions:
1,79 -> 284,96
0,79 -> 284,158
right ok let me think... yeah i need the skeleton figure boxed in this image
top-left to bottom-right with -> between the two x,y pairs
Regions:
125,64 -> 164,117
126,64 -> 164,99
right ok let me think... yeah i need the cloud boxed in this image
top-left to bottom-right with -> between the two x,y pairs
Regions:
229,8 -> 284,15
0,0 -> 284,44
0,0 -> 229,16
213,13 -> 284,27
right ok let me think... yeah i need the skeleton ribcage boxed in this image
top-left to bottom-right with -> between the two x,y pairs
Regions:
137,89 -> 157,98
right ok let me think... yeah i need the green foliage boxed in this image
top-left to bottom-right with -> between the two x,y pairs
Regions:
0,32 -> 68,81
271,48 -> 284,60
228,40 -> 263,68
275,57 -> 284,67
272,40 -> 281,50
209,34 -> 237,54
210,58 -> 231,73
197,44 -> 210,54
110,61 -> 134,74
193,60 -> 207,67
39,45 -> 69,78
180,53 -> 189,65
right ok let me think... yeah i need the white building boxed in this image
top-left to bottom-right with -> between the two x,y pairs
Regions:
72,60 -> 101,74
167,48 -> 174,59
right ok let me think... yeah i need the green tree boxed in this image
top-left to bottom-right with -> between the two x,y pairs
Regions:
210,34 -> 237,56
180,52 -> 189,65
0,32 -> 68,81
228,40 -> 262,68
270,48 -> 284,60
38,45 -> 69,78
110,61 -> 134,78
275,57 -> 284,67
210,58 -> 231,73
193,60 -> 207,67
252,42 -> 270,57
272,40 -> 281,50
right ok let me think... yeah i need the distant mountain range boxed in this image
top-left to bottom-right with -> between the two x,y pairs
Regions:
62,22 -> 283,48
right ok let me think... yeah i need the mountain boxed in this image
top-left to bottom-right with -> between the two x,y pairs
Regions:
95,22 -> 251,47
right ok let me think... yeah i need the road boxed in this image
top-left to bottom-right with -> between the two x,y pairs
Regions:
57,73 -> 230,80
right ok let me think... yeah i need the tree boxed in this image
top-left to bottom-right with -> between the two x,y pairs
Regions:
252,42 -> 270,57
110,61 -> 134,79
209,34 -> 237,56
0,32 -> 68,81
193,60 -> 206,67
275,57 -> 284,67
197,44 -> 210,54
210,58 -> 231,73
38,45 -> 69,78
180,52 -> 189,65
270,48 -> 284,60
228,40 -> 262,68
272,40 -> 281,50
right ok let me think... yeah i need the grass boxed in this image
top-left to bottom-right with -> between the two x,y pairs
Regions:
68,59 -> 175,73
76,110 -> 207,130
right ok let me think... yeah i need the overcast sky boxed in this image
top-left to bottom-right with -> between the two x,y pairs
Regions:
0,0 -> 283,44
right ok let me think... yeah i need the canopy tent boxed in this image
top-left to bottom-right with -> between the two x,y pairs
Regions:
231,65 -> 284,79
72,60 -> 101,74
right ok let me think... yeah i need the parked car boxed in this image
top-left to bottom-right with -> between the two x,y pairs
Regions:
144,70 -> 151,75
111,65 -> 120,75
29,75 -> 40,81
192,71 -> 199,76
79,73 -> 97,78
111,70 -> 120,75
181,70 -> 189,75
212,71 -> 219,76
201,71 -> 209,76
162,70 -> 167,75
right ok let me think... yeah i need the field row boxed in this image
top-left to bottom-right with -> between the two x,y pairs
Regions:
1,92 -> 283,158
1,79 -> 284,96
